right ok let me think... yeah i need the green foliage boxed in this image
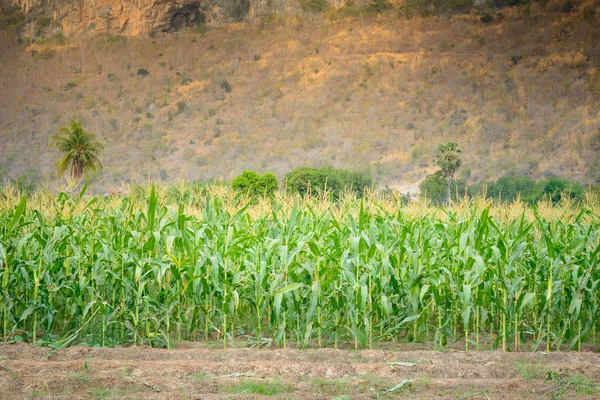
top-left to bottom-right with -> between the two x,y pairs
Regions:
536,176 -> 585,203
491,0 -> 534,6
480,14 -> 494,23
436,142 -> 462,179
0,186 -> 598,352
220,80 -> 232,93
228,0 -> 250,21
226,379 -> 294,395
137,68 -> 149,77
300,0 -> 329,13
436,142 -> 462,202
14,169 -> 42,193
400,0 -> 474,17
177,101 -> 187,114
231,170 -> 278,197
0,5 -> 25,33
469,175 -> 586,204
104,34 -> 126,45
285,166 -> 372,197
51,120 -> 104,179
418,171 -> 446,204
365,0 -> 393,14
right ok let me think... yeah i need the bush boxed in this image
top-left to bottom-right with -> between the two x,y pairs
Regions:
366,0 -> 393,13
220,80 -> 232,93
177,101 -> 186,114
485,175 -> 537,202
300,0 -> 329,13
536,177 -> 584,203
418,171 -> 447,204
468,175 -> 586,204
105,34 -> 126,45
0,5 -> 25,33
63,82 -> 77,91
285,167 -> 372,197
228,0 -> 250,21
15,169 -> 42,193
480,14 -> 494,23
137,68 -> 149,77
232,170 -> 278,197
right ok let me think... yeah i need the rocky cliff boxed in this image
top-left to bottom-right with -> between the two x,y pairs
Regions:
10,0 -> 301,37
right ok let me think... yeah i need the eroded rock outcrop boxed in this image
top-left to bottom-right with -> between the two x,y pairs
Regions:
10,0 -> 300,37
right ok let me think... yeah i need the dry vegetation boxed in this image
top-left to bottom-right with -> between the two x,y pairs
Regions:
0,1 -> 599,191
1,344 -> 600,399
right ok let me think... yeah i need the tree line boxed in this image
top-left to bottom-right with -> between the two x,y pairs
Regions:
3,120 -> 596,203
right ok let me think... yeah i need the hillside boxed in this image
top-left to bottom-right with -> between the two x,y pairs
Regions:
1,1 -> 599,192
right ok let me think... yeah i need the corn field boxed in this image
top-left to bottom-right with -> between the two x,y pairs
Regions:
1,183 -> 599,351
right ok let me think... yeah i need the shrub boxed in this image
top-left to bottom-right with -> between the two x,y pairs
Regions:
228,0 -> 250,21
510,55 -> 523,65
285,167 -> 372,197
418,171 -> 446,204
220,80 -> 232,93
299,0 -> 329,13
105,34 -> 126,45
486,175 -> 537,202
39,47 -> 55,59
0,5 -> 25,33
366,0 -> 393,14
536,177 -> 584,203
468,175 -> 586,204
480,14 -> 494,23
15,169 -> 42,193
232,170 -> 278,197
137,68 -> 149,77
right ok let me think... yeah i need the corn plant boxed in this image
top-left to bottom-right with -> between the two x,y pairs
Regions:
0,184 -> 598,350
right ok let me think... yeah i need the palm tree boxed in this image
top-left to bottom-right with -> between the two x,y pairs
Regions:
435,141 -> 462,204
51,120 -> 104,180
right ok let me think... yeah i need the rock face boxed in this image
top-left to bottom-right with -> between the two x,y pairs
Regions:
10,0 -> 301,36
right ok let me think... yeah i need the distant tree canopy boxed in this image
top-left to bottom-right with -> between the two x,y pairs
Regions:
418,171 -> 447,204
231,170 -> 278,197
475,176 -> 586,204
419,174 -> 589,205
401,0 -> 537,14
285,167 -> 372,197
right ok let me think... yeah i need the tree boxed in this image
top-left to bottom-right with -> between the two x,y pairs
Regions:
418,170 -> 446,204
51,120 -> 104,180
285,167 -> 372,198
231,170 -> 278,197
435,142 -> 462,204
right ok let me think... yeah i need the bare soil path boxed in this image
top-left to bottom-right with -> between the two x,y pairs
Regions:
1,343 -> 599,399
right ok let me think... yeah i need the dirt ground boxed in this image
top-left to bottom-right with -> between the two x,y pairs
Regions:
1,342 -> 599,400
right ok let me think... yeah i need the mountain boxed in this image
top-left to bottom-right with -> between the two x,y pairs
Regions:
0,0 -> 599,192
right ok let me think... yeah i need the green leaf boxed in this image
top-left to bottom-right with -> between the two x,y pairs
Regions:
7,195 -> 27,235
147,184 -> 157,232
275,283 -> 304,295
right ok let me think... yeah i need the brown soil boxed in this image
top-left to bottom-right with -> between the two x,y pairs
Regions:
1,343 -> 599,399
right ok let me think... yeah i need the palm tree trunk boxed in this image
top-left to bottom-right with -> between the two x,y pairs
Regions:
72,158 -> 84,180
446,174 -> 451,205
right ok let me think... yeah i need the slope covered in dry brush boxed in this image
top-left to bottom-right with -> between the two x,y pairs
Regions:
0,2 -> 599,191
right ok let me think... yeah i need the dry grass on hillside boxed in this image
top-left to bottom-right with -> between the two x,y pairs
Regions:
0,2 -> 599,191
